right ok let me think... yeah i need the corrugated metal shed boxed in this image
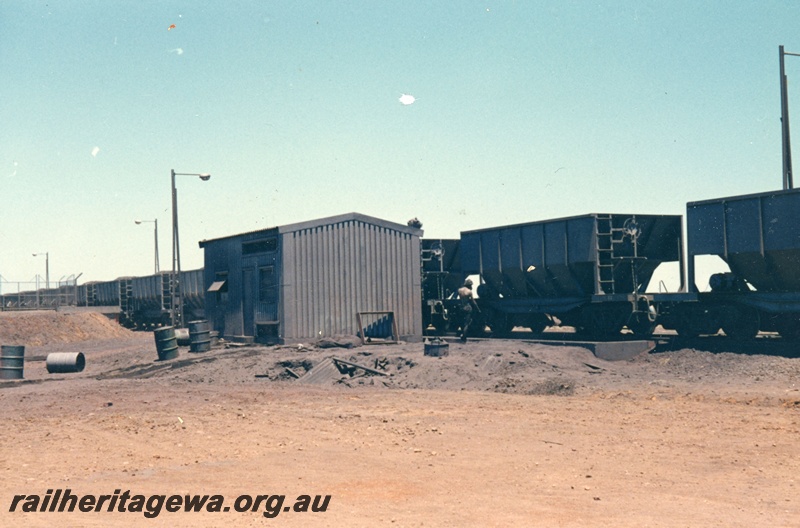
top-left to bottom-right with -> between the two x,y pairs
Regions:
199,213 -> 423,342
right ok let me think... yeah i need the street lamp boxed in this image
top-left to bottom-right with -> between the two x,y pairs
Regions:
33,252 -> 49,308
171,169 -> 211,328
32,252 -> 49,290
134,219 -> 160,274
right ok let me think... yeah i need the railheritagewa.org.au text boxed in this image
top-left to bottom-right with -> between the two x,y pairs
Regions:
8,489 -> 331,519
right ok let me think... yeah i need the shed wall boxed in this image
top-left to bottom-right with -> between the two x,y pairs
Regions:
281,219 -> 422,340
202,229 -> 280,338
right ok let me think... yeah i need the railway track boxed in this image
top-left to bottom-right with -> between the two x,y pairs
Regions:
425,328 -> 800,358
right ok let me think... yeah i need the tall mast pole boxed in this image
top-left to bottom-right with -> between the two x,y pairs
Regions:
780,45 -> 796,190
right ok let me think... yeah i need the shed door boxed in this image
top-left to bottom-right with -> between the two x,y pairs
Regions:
242,267 -> 255,337
257,265 -> 279,322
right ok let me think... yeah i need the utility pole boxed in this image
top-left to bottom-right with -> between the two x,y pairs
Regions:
780,45 -> 800,190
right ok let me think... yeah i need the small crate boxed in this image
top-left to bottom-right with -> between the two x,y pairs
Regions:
424,338 -> 449,357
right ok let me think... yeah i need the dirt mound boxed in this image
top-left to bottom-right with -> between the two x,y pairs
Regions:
0,310 -> 133,346
84,339 -> 613,396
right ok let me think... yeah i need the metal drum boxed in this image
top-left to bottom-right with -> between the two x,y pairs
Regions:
46,352 -> 86,374
153,326 -> 179,361
188,320 -> 211,353
0,345 -> 25,380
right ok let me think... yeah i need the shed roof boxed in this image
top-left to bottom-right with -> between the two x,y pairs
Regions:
199,212 -> 423,247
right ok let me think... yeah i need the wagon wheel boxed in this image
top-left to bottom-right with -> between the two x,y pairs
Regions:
527,313 -> 550,334
673,316 -> 702,338
425,311 -> 449,335
627,313 -> 655,336
775,314 -> 800,340
489,311 -> 514,335
581,306 -> 626,338
720,306 -> 760,340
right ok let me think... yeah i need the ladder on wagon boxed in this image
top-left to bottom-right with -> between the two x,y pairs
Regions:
594,215 -> 645,295
594,215 -> 622,295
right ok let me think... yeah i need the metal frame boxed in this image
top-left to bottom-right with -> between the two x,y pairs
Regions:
356,311 -> 399,345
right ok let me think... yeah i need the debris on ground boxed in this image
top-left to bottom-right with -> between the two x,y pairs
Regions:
315,336 -> 362,349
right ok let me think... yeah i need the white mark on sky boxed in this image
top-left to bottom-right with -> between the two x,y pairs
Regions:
399,93 -> 416,105
169,48 -> 184,55
91,146 -> 100,157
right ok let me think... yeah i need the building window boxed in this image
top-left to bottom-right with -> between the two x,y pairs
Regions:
209,271 -> 229,304
243,237 -> 277,255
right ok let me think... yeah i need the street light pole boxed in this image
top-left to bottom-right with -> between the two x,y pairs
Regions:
780,45 -> 800,190
171,169 -> 211,328
135,219 -> 160,274
33,252 -> 49,289
32,252 -> 49,308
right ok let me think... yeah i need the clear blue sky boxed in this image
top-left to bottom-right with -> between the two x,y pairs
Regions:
2,1 -> 800,285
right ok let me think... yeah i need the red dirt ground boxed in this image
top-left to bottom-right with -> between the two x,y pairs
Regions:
1,311 -> 798,527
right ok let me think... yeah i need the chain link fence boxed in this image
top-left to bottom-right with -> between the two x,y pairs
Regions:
0,275 -> 80,311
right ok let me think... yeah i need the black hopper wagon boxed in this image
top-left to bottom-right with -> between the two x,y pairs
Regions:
661,187 -> 800,339
458,213 -> 684,338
